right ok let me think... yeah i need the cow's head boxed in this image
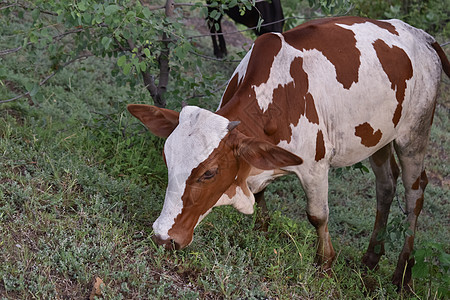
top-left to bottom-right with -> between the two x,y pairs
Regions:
128,104 -> 303,249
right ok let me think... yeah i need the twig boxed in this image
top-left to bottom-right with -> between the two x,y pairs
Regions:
185,80 -> 228,100
188,50 -> 241,62
0,28 -> 85,57
0,1 -> 58,16
0,54 -> 93,104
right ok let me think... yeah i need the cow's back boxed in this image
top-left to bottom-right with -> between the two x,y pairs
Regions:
218,17 -> 442,168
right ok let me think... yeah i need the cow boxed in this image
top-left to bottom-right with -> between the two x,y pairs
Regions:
207,0 -> 284,58
128,16 -> 450,289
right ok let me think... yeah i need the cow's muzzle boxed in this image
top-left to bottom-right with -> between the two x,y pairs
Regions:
152,234 -> 181,250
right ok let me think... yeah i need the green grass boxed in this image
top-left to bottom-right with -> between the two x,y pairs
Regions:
1,13 -> 449,300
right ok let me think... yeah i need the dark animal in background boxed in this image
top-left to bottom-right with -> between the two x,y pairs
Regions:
207,0 -> 284,58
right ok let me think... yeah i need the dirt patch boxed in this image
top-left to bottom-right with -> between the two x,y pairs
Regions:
0,107 -> 25,125
427,171 -> 450,188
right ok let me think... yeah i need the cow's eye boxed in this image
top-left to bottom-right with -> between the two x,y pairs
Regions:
199,168 -> 218,182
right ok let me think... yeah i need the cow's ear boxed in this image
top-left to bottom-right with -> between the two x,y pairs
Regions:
127,104 -> 179,138
237,137 -> 303,170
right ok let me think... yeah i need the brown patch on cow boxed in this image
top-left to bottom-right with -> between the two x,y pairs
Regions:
284,17 -> 361,89
411,176 -> 421,190
245,33 -> 282,87
263,118 -> 278,136
307,213 -> 321,229
431,42 -> 450,77
420,170 -> 428,190
355,122 -> 382,147
305,93 -> 319,124
220,55 -> 315,145
220,73 -> 240,108
414,194 -> 424,216
335,17 -> 399,35
315,130 -> 325,161
412,171 -> 428,191
373,39 -> 413,127
224,184 -> 238,199
367,20 -> 399,35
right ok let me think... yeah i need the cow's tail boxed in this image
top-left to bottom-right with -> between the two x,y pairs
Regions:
431,42 -> 450,78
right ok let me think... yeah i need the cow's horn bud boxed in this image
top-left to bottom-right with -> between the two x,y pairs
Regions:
227,121 -> 240,131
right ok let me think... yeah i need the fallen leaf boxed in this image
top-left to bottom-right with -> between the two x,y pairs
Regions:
89,276 -> 104,300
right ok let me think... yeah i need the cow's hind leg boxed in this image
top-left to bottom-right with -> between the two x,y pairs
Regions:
362,143 -> 400,269
391,138 -> 429,290
390,101 -> 435,289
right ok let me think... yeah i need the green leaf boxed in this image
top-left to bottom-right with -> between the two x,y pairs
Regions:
439,251 -> 450,266
142,7 -> 151,19
101,36 -> 112,50
139,61 -> 147,72
29,84 -> 40,97
31,9 -> 40,22
78,0 -> 87,12
243,0 -> 252,11
25,83 -> 39,97
83,13 -> 92,24
412,260 -> 429,278
143,48 -> 151,58
123,63 -> 132,75
209,9 -> 219,20
117,55 -> 127,67
105,5 -> 120,16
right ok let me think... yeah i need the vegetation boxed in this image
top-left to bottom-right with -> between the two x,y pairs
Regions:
1,0 -> 449,298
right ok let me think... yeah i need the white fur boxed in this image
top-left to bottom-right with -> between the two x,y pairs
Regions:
215,186 -> 255,214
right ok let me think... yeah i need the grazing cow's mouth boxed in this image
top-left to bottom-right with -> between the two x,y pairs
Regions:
152,234 -> 181,250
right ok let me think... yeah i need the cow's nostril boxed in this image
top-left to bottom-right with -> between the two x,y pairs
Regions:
152,234 -> 180,250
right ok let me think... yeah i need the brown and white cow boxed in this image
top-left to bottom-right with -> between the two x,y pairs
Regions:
128,17 -> 449,289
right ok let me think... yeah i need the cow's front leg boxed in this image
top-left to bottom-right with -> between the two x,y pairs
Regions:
302,170 -> 335,273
